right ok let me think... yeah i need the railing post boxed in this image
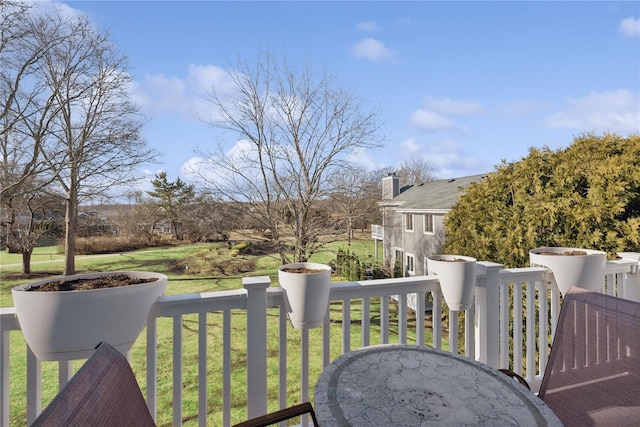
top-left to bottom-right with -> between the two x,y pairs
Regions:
1,308 -> 19,427
475,262 -> 503,367
243,276 -> 270,418
617,252 -> 640,302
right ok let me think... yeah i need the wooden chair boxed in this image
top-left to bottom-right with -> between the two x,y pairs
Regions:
233,402 -> 319,427
503,287 -> 640,426
32,342 -> 155,427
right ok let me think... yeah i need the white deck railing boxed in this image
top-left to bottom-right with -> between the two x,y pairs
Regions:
1,253 -> 639,426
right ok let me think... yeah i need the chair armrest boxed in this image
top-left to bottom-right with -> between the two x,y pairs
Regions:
499,368 -> 531,390
233,402 -> 318,427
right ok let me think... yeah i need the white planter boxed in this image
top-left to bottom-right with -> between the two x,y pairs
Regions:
427,255 -> 477,311
278,262 -> 331,329
12,271 -> 167,361
530,247 -> 606,295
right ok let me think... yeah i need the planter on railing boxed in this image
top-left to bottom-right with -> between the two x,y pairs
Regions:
530,247 -> 606,295
12,271 -> 167,361
278,262 -> 331,329
427,255 -> 477,311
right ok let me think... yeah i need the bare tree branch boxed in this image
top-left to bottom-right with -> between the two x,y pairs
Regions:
194,51 -> 384,263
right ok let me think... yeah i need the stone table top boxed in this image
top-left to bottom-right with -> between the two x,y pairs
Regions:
314,344 -> 562,426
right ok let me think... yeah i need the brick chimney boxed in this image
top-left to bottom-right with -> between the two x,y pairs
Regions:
382,173 -> 400,200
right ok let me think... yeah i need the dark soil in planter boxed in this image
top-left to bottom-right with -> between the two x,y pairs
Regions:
26,274 -> 158,292
437,258 -> 469,262
536,250 -> 588,256
282,268 -> 327,274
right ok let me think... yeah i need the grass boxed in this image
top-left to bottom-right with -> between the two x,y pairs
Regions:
1,237 -> 435,426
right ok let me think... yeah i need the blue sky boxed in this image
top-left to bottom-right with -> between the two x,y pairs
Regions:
61,1 -> 639,186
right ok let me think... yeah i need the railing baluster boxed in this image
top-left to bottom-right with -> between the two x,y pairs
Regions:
399,294 -> 407,344
58,360 -> 72,390
538,282 -> 549,377
513,284 -> 523,373
1,330 -> 9,427
465,305 -> 474,357
173,315 -> 182,427
526,281 -> 536,382
26,346 -> 40,425
362,297 -> 370,347
198,312 -> 207,427
146,314 -> 158,421
223,309 -> 232,427
416,292 -> 425,346
322,308 -> 330,368
342,300 -> 351,354
432,291 -> 442,349
381,297 -> 389,344
449,311 -> 458,354
300,328 -> 309,427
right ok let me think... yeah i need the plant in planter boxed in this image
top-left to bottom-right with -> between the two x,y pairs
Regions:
427,255 -> 477,311
278,262 -> 332,329
530,247 -> 606,295
12,271 -> 167,361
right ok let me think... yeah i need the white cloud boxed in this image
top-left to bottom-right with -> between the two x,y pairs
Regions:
343,147 -> 386,171
396,138 -> 488,179
181,156 -> 208,182
546,90 -> 640,134
351,38 -> 393,63
399,138 -> 423,153
182,139 -> 265,186
130,64 -> 236,122
408,96 -> 484,132
409,110 -> 456,131
620,17 -> 640,37
423,96 -> 485,116
27,1 -> 83,21
357,21 -> 378,32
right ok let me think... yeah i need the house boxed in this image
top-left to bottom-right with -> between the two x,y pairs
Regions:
373,172 -> 487,276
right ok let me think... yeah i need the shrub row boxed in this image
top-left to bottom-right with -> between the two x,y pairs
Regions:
335,249 -> 389,281
72,235 -> 174,255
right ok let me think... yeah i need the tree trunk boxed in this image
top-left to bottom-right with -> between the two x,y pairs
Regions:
64,178 -> 77,275
22,249 -> 33,274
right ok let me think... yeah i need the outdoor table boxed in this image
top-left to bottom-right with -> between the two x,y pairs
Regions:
314,344 -> 562,426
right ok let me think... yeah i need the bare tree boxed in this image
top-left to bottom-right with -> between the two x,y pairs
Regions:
328,165 -> 380,244
1,186 -> 64,273
194,51 -> 383,263
397,158 -> 437,187
0,1 -> 63,200
28,8 -> 157,275
180,193 -> 235,243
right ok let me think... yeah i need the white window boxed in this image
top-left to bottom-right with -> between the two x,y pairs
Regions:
424,214 -> 434,234
405,214 -> 414,232
406,253 -> 415,275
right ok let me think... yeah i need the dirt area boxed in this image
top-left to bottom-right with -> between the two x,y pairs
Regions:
536,250 -> 588,256
27,274 -> 158,292
281,268 -> 327,274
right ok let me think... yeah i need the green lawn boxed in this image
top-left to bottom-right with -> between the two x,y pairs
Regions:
1,238 -> 434,426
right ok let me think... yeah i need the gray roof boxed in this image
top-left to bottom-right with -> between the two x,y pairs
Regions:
388,174 -> 487,211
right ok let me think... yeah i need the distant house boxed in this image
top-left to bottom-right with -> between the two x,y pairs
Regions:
373,173 -> 487,276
